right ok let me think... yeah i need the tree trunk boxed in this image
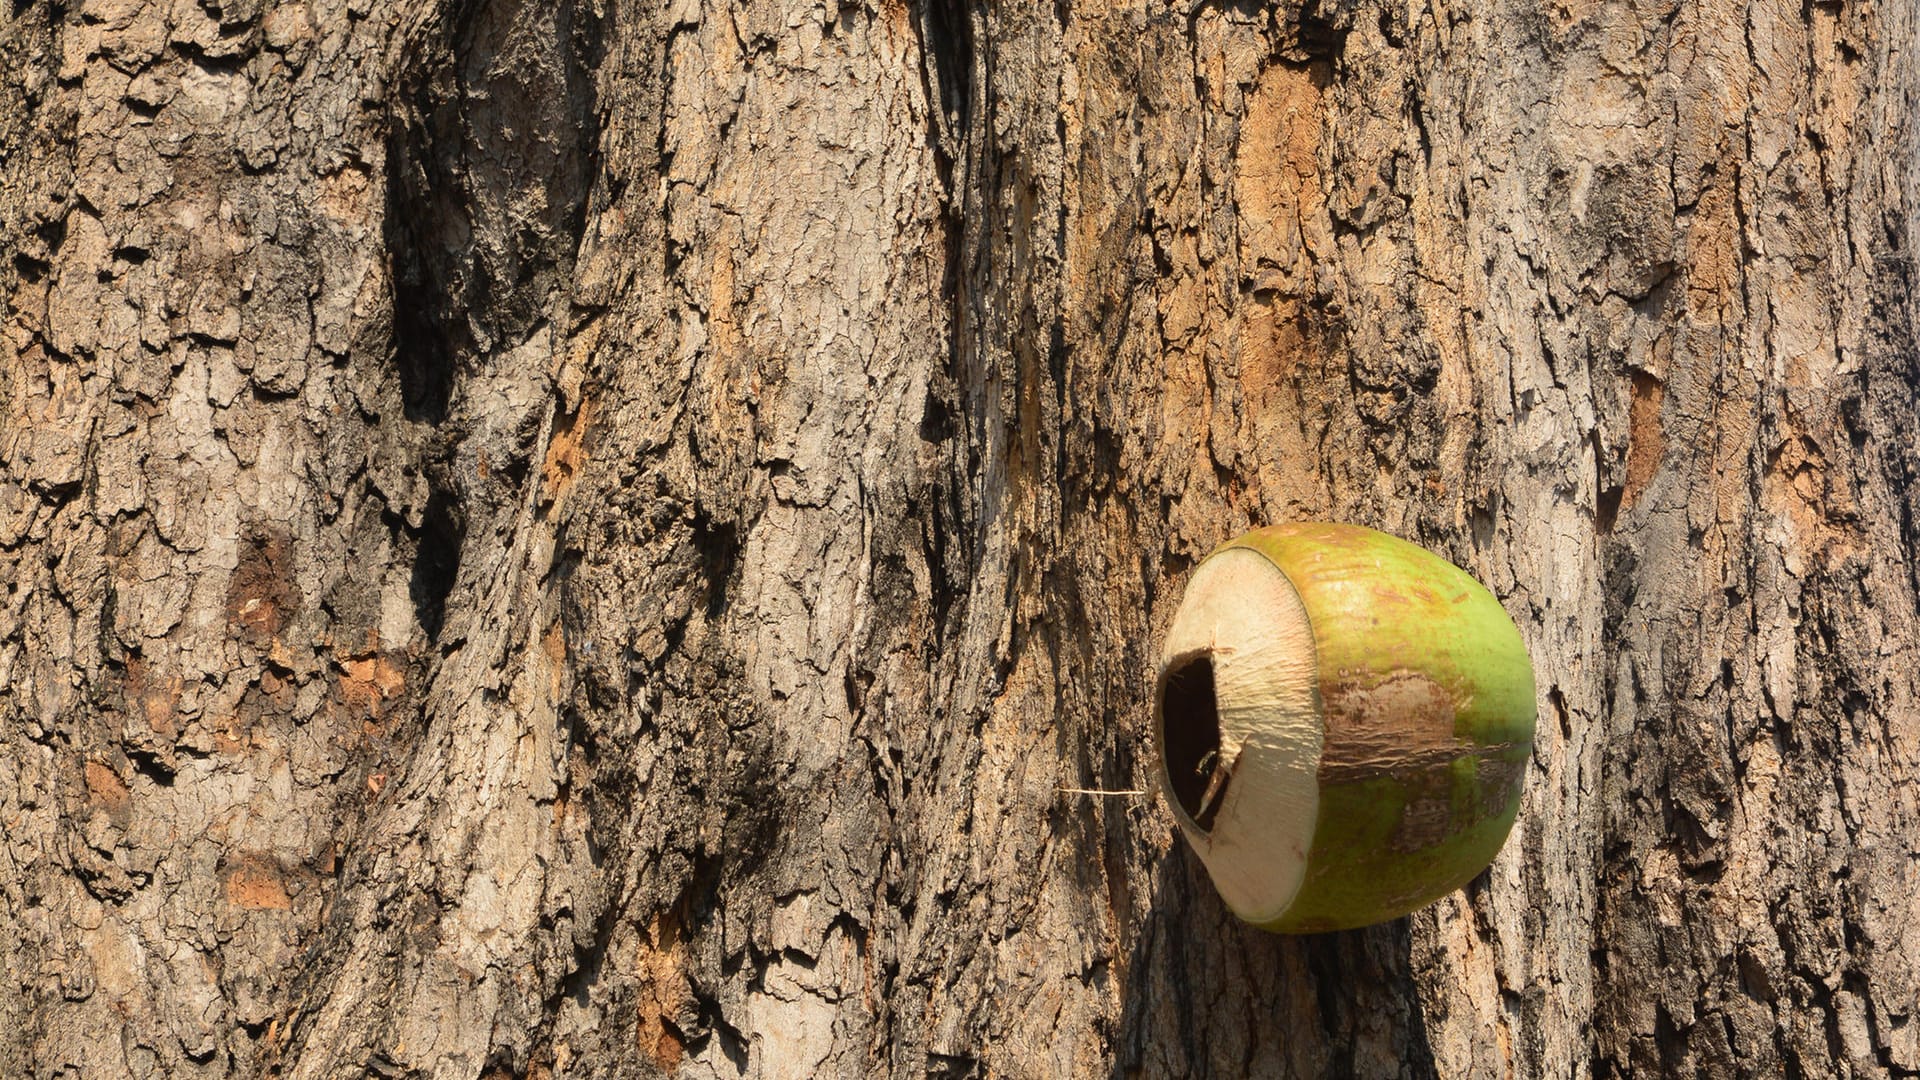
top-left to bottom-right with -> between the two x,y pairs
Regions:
4,0 -> 1917,1072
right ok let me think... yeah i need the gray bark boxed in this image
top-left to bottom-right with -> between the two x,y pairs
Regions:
3,0 -> 1917,1073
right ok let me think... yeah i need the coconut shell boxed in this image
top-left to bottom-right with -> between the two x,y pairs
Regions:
1154,522 -> 1537,933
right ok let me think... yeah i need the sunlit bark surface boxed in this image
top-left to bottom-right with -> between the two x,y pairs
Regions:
3,0 -> 1917,1073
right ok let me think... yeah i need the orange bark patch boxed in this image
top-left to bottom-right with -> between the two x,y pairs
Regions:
226,528 -> 299,643
1236,60 -> 1329,374
875,0 -> 910,39
122,656 -> 182,739
1682,176 -> 1743,328
539,400 -> 594,511
225,859 -> 293,911
696,234 -> 758,467
636,907 -> 690,1072
1621,370 -> 1665,511
1768,424 -> 1857,564
142,674 -> 182,737
338,652 -> 407,717
84,760 -> 130,812
316,164 -> 372,226
542,621 -> 568,702
1232,61 -> 1334,505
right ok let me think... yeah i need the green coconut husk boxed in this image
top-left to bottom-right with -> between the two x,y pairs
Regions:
1154,522 -> 1536,932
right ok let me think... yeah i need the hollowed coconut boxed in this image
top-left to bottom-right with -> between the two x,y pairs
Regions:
1154,522 -> 1536,932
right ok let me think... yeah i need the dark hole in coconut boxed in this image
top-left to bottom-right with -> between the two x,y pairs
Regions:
1160,653 -> 1228,831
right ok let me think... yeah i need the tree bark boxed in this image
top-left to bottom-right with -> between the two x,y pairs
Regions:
4,0 -> 1917,1072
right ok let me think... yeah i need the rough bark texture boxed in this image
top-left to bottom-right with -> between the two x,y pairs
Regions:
3,0 -> 1917,1072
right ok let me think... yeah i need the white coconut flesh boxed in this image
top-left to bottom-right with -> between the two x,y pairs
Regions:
1156,547 -> 1324,925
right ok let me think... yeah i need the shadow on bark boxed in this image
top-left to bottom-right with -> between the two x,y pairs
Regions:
382,0 -> 605,426
1114,841 -> 1438,1079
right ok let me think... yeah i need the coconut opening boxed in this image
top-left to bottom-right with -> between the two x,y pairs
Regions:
1155,545 -> 1325,925
1158,653 -> 1228,830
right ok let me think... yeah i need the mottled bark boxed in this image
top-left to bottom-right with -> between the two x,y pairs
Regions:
3,0 -> 1917,1072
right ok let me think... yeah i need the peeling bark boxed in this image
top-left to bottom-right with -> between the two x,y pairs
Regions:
3,0 -> 1917,1073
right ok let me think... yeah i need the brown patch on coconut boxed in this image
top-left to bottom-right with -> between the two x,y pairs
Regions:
1319,670 -> 1459,773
